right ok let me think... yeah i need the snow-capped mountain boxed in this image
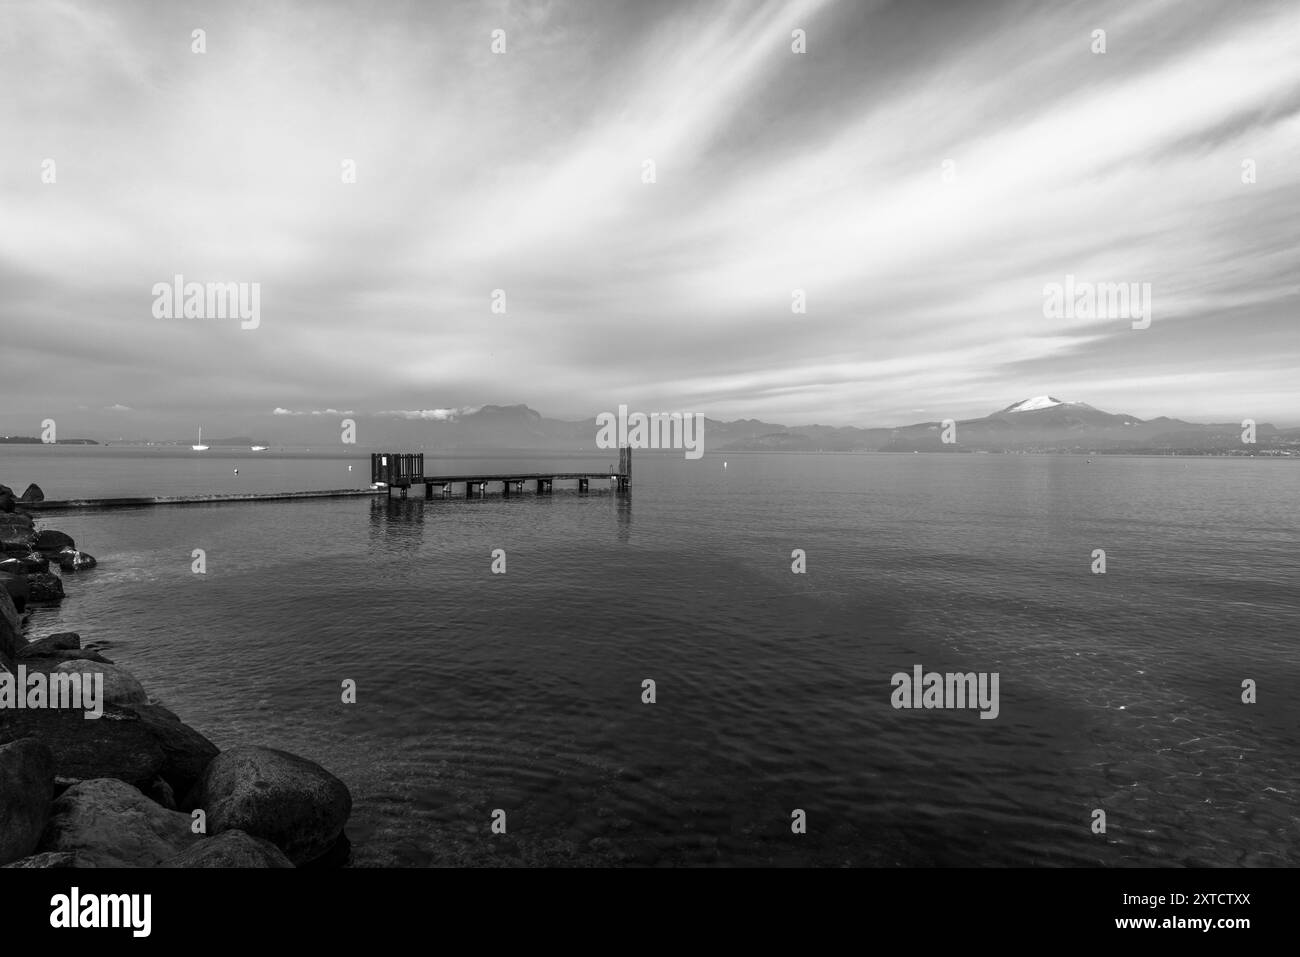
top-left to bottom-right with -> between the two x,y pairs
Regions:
1001,395 -> 1067,413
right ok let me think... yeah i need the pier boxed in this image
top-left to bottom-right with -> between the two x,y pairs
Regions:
371,447 -> 631,499
22,450 -> 631,510
26,488 -> 384,511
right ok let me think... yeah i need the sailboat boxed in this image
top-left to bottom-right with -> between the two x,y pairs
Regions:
192,427 -> 209,451
250,445 -> 268,452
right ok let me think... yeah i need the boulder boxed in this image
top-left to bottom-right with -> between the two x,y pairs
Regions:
56,549 -> 97,571
300,831 -> 352,868
2,850 -> 98,868
0,513 -> 34,550
25,572 -> 64,602
162,829 -> 294,868
120,704 -> 219,800
20,484 -> 44,503
188,746 -> 352,865
0,587 -> 21,668
0,553 -> 50,574
33,530 -> 75,553
18,648 -> 114,667
0,571 -> 27,613
53,660 -> 147,707
145,777 -> 177,811
0,706 -> 166,790
38,777 -> 199,867
0,738 -> 56,866
0,511 -> 34,531
19,632 -> 80,656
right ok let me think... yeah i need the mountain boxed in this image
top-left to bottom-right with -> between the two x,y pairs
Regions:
0,436 -> 99,445
717,398 -> 1299,454
98,399 -> 1298,455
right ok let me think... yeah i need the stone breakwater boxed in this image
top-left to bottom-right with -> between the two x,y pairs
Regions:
0,482 -> 354,868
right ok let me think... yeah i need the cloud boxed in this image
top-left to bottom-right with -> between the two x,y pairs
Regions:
376,407 -> 480,421
1,0 -> 1297,433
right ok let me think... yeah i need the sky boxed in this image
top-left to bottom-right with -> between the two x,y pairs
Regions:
1,0 -> 1297,440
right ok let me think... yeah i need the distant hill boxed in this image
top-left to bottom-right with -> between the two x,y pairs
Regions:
717,396 -> 1299,454
0,436 -> 99,445
337,398 -> 1295,456
69,398 -> 1298,455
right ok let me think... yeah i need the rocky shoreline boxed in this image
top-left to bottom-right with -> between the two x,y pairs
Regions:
0,482 -> 353,868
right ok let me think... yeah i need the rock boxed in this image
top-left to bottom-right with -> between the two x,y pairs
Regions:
33,530 -> 75,553
56,549 -> 96,571
19,632 -> 80,655
0,514 -> 34,550
300,831 -> 352,868
189,746 -> 352,865
162,829 -> 294,868
1,850 -> 98,868
20,484 -> 44,503
53,660 -> 147,706
121,704 -> 219,800
0,571 -> 27,613
0,553 -> 50,574
0,738 -> 56,865
0,587 -> 21,669
25,572 -> 64,602
0,706 -> 166,790
0,489 -> 14,514
145,776 -> 177,810
38,777 -> 199,867
0,511 -> 34,531
18,648 -> 113,667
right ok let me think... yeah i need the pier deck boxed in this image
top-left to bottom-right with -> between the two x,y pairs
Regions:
26,488 -> 384,511
23,449 -> 633,510
372,449 -> 632,498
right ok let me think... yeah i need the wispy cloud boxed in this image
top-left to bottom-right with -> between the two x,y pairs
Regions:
1,0 -> 1296,435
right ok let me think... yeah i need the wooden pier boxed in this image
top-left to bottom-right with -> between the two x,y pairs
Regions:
26,488 -> 383,511
23,450 -> 632,511
371,447 -> 631,499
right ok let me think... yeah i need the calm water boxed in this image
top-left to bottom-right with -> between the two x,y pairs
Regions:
3,445 -> 1298,867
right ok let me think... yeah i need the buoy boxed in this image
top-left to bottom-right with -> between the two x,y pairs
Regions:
348,465 -> 352,471
723,461 -> 728,469
233,468 -> 239,475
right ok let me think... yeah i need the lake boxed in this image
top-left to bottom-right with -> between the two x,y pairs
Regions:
3,445 -> 1297,866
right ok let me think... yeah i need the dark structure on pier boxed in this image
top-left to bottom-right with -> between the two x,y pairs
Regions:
370,447 -> 631,499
